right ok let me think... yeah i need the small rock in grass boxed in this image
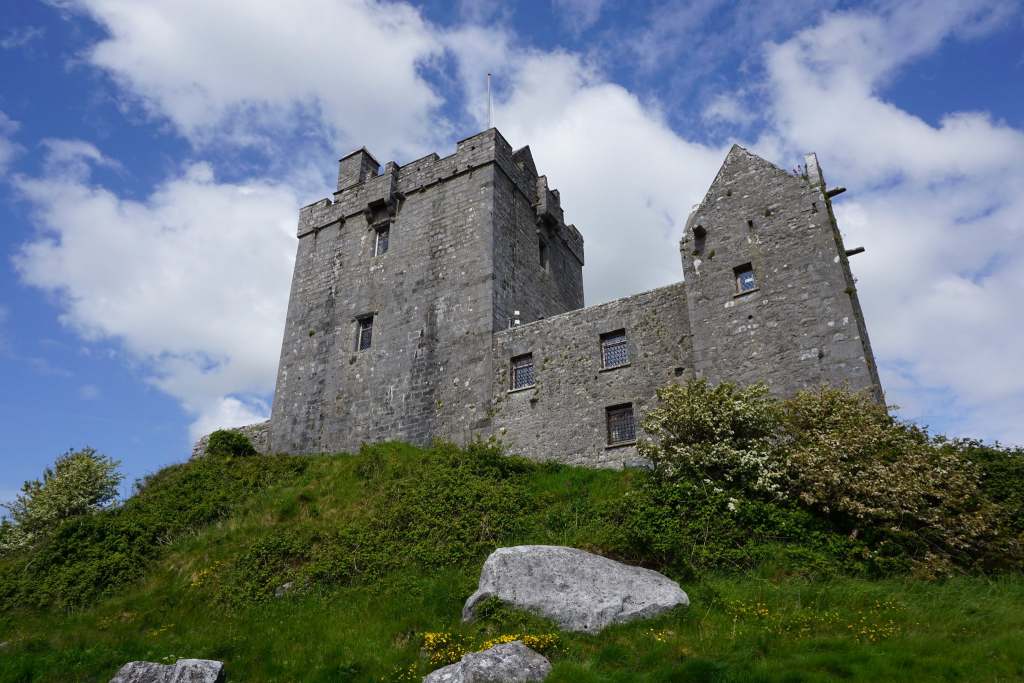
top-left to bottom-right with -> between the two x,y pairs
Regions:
423,641 -> 550,682
109,658 -> 225,683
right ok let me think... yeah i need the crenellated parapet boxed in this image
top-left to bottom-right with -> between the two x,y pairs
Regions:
296,129 -> 585,267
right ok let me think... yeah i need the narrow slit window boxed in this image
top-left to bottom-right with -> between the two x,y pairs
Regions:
601,330 -> 629,369
693,225 -> 707,254
538,237 -> 548,270
606,404 -> 636,445
356,315 -> 374,351
734,263 -> 757,293
510,353 -> 535,390
374,224 -> 390,256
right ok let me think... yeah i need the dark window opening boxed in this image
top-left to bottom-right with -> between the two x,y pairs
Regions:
734,263 -> 757,293
601,330 -> 629,369
538,237 -> 548,270
510,353 -> 535,390
606,404 -> 636,445
356,315 -> 374,351
693,224 -> 707,254
374,224 -> 390,256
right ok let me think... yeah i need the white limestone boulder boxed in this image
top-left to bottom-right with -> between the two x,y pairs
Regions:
423,641 -> 551,683
109,658 -> 225,683
463,545 -> 688,634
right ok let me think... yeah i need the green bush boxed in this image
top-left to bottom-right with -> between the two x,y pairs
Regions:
0,447 -> 122,555
639,380 -> 1022,574
601,470 -> 869,579
0,453 -> 306,609
779,388 -> 1004,573
205,429 -> 257,457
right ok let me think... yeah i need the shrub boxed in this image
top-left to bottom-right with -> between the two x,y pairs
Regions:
601,471 -> 866,579
0,447 -> 121,555
0,453 -> 306,609
779,388 -> 1002,570
205,429 -> 257,457
639,380 -> 784,495
639,380 -> 1020,574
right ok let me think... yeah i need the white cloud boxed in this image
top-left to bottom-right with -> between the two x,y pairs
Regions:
702,93 -> 755,126
189,396 -> 269,440
552,0 -> 606,33
0,111 -> 22,176
40,138 -> 121,179
758,1 -> 1024,443
14,142 -> 301,440
67,0 -> 447,159
0,26 -> 45,50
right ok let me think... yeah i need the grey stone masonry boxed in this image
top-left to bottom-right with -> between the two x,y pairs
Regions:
269,129 -> 586,455
681,146 -> 883,401
191,420 -> 270,459
195,130 -> 883,468
490,283 -> 691,468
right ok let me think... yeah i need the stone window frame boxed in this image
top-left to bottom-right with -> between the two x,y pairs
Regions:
599,329 -> 630,370
373,222 -> 390,257
355,314 -> 374,351
733,262 -> 758,296
509,353 -> 536,391
605,403 -> 636,446
538,236 -> 549,271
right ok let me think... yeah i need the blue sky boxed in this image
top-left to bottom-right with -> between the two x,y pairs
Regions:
1,0 -> 1022,502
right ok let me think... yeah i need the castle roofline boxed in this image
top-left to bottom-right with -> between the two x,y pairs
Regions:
339,146 -> 380,165
455,126 -> 504,147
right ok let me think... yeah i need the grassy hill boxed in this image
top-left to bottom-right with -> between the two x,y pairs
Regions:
1,440 -> 1022,682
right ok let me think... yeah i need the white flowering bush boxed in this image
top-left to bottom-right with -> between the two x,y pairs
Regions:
0,447 -> 122,555
639,380 -> 785,496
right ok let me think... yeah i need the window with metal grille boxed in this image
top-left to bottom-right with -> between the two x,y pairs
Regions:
606,403 -> 636,445
510,353 -> 535,390
734,263 -> 757,293
601,330 -> 629,369
374,224 -> 390,256
356,315 -> 374,351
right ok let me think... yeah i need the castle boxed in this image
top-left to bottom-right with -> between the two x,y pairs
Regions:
203,128 -> 883,467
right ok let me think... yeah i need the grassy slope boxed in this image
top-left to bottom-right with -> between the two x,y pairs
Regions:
1,444 -> 1022,682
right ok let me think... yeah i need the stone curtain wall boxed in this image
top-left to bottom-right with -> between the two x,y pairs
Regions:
488,283 -> 692,468
191,420 -> 271,458
681,146 -> 883,402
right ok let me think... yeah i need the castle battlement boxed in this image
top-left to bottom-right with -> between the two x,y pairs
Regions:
240,130 -> 883,467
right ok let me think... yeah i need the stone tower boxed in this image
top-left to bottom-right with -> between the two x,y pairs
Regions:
269,129 -> 584,454
681,146 -> 883,401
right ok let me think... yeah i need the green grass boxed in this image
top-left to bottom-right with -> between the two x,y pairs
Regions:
1,443 -> 1022,682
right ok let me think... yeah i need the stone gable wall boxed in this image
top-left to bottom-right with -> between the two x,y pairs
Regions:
681,146 -> 883,402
